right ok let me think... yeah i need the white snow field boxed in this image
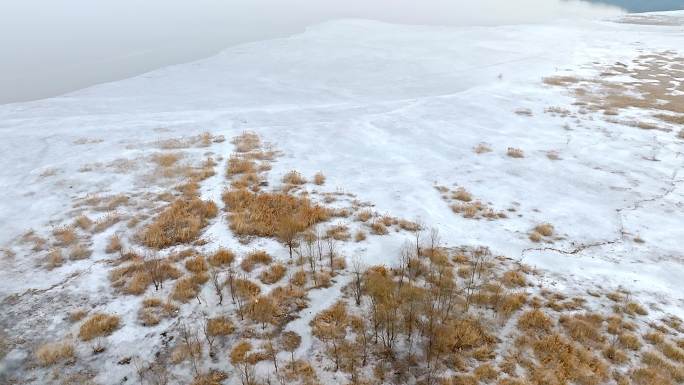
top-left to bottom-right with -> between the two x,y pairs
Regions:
0,11 -> 683,385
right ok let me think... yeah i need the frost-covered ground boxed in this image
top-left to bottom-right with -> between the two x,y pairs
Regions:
0,11 -> 683,384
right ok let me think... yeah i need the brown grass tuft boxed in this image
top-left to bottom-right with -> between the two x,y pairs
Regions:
105,235 -> 122,254
370,221 -> 388,235
507,147 -> 525,158
79,313 -> 120,341
313,172 -> 326,185
69,244 -> 92,260
207,316 -> 235,336
208,248 -> 235,267
260,263 -> 287,284
222,189 -> 328,239
283,170 -> 307,185
227,156 -> 256,176
35,341 -> 75,366
474,143 -> 492,154
74,215 -> 93,230
534,223 -> 555,237
232,132 -> 261,153
53,226 -> 77,246
452,188 -> 472,202
142,197 -> 217,248
518,309 -> 553,333
172,276 -> 201,302
241,250 -> 273,272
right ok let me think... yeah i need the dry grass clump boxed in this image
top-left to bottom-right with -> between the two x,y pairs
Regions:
624,302 -> 649,316
660,341 -> 684,363
69,309 -> 88,322
142,197 -> 218,248
370,221 -> 388,235
518,309 -> 553,332
185,256 -> 208,273
110,258 -> 181,295
560,313 -> 605,344
326,225 -> 351,241
241,250 -> 273,272
227,156 -> 256,176
501,270 -> 526,288
547,150 -> 561,160
222,189 -> 329,239
474,143 -> 492,154
528,333 -> 608,384
46,248 -> 64,269
356,210 -> 373,222
152,152 -> 182,167
74,215 -> 93,230
105,235 -> 122,254
543,75 -> 581,86
138,298 -> 178,326
172,275 -> 203,302
232,131 -> 261,153
79,313 -> 120,341
290,270 -> 307,287
313,172 -> 326,186
53,226 -> 77,246
69,244 -> 92,260
260,263 -> 287,284
208,248 -> 235,267
191,371 -> 229,385
452,188 -> 472,202
93,213 -> 121,233
283,170 -> 307,185
35,341 -> 75,366
638,350 -> 684,384
354,230 -> 367,242
207,316 -> 235,336
530,223 -> 555,242
534,223 -> 555,237
507,147 -> 525,158
619,332 -> 642,350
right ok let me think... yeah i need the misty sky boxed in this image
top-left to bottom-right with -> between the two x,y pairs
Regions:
0,0 -> 649,104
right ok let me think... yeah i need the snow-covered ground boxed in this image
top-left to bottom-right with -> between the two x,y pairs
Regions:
0,11 -> 683,384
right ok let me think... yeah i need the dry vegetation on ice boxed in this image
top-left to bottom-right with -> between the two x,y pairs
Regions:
1,12 -> 684,385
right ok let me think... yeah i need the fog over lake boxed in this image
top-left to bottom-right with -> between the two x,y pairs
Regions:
1,0 -> 677,104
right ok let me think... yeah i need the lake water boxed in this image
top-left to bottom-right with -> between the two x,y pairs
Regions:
0,0 -> 682,104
